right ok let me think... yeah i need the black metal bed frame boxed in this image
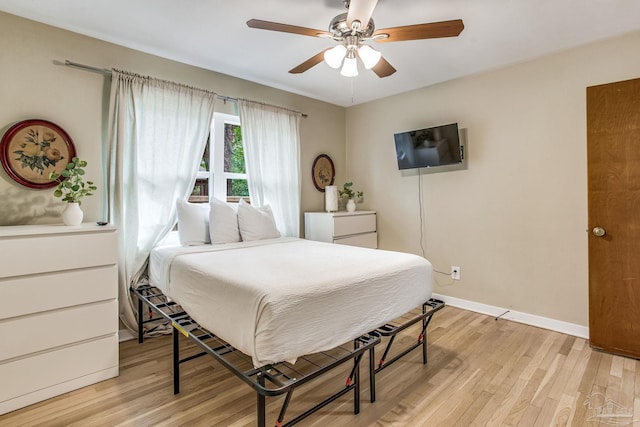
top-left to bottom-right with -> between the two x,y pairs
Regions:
132,284 -> 444,426
368,299 -> 445,402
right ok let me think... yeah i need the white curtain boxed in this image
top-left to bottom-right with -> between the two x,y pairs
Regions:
107,69 -> 216,331
238,100 -> 301,237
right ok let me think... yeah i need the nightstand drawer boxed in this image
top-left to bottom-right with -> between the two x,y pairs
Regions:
333,214 -> 376,237
305,211 -> 378,248
334,232 -> 377,249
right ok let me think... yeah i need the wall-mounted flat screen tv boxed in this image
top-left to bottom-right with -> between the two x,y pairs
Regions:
394,123 -> 462,170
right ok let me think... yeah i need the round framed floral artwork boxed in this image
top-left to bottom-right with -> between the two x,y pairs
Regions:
0,119 -> 76,189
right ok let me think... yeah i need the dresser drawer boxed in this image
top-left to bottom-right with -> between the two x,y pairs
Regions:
0,230 -> 116,278
0,265 -> 117,320
333,214 -> 376,237
0,299 -> 117,361
0,334 -> 119,404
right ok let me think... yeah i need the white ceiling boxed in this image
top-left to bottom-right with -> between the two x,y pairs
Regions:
1,0 -> 639,107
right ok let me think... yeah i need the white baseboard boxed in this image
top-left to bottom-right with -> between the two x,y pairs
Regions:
432,293 -> 589,339
118,329 -> 135,342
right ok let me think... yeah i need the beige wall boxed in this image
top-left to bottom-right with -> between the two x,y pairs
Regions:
0,12 -> 345,227
346,31 -> 640,327
4,10 -> 640,329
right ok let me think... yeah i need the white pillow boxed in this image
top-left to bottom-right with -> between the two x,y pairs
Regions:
209,197 -> 241,244
176,199 -> 210,246
237,198 -> 281,241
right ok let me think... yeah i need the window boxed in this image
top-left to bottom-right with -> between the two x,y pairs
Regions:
190,113 -> 249,203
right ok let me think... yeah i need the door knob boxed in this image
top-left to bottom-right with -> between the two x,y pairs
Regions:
592,227 -> 606,237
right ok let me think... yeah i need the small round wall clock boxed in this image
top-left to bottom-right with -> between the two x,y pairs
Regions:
0,119 -> 76,189
311,154 -> 335,192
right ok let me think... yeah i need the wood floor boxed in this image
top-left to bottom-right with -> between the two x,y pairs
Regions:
2,306 -> 639,426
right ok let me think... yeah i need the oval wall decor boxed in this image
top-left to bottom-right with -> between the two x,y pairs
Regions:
311,154 -> 335,192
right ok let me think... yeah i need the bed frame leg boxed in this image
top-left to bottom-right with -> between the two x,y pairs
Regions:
173,327 -> 180,395
355,361 -> 360,415
353,340 -> 361,415
257,374 -> 266,427
422,304 -> 428,365
276,390 -> 293,426
369,347 -> 376,403
137,290 -> 144,344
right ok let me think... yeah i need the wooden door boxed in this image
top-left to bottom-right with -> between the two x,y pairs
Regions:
587,77 -> 640,359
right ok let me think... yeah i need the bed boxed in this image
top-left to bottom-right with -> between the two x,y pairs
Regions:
136,230 -> 443,426
149,235 -> 432,367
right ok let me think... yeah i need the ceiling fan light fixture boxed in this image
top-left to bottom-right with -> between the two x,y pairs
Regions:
340,55 -> 358,77
324,44 -> 347,69
358,44 -> 382,69
247,0 -> 462,80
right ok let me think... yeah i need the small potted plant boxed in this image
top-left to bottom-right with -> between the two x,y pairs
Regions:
48,157 -> 97,225
339,182 -> 363,212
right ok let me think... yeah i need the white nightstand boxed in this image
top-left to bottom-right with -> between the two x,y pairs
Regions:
304,211 -> 377,249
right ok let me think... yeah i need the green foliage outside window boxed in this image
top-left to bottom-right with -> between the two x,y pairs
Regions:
227,125 -> 248,197
229,125 -> 245,173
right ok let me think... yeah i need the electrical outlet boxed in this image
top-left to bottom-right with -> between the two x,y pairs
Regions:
451,266 -> 461,280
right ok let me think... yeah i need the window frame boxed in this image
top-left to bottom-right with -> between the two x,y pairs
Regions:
190,112 -> 247,203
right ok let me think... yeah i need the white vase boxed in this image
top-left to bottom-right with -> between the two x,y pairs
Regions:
346,198 -> 356,213
62,202 -> 83,226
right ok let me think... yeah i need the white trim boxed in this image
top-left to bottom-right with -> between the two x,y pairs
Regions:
211,112 -> 245,201
432,293 -> 589,339
118,328 -> 134,342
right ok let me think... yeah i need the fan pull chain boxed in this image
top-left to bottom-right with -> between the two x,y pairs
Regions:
351,76 -> 355,104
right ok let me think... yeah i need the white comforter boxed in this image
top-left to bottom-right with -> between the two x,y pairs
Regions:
149,236 -> 432,367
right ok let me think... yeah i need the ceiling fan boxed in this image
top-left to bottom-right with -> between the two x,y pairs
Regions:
247,0 -> 464,78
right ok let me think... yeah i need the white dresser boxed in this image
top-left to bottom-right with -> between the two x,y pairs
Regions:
304,211 -> 377,249
0,223 -> 119,415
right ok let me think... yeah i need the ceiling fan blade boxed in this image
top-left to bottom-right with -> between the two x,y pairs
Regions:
371,56 -> 396,78
289,49 -> 331,74
347,0 -> 378,30
247,19 -> 332,38
374,19 -> 464,42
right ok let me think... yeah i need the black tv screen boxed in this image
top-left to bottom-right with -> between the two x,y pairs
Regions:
394,123 -> 462,170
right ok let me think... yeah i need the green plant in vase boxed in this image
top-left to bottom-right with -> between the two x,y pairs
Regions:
48,157 -> 97,225
339,182 -> 363,212
49,157 -> 97,202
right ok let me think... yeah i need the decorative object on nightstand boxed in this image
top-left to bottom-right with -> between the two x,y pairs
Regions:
311,154 -> 335,191
49,157 -> 97,226
0,119 -> 76,189
325,185 -> 338,212
338,182 -> 363,213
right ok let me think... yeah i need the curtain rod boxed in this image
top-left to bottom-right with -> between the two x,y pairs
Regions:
63,60 -> 308,118
64,60 -> 112,75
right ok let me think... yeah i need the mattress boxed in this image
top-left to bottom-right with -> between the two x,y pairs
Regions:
148,236 -> 432,367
